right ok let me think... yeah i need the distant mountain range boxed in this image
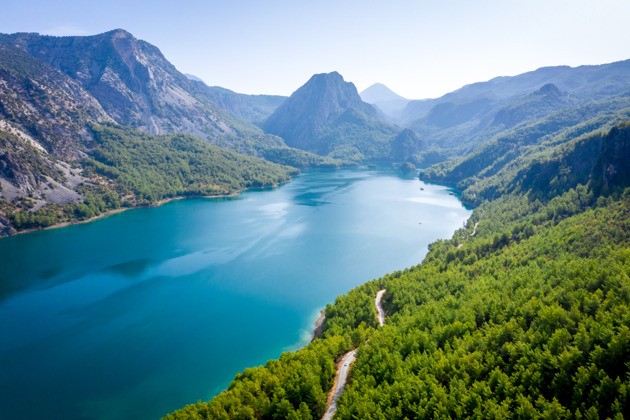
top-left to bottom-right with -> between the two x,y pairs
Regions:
359,83 -> 410,121
359,64 -> 630,163
396,60 -> 630,158
400,60 -> 630,123
1,27 -> 630,236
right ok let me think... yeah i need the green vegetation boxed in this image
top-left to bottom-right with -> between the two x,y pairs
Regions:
165,122 -> 630,419
166,337 -> 353,420
422,104 -> 630,206
314,109 -> 400,162
3,124 -> 298,232
335,190 -> 630,419
1,184 -> 122,230
86,124 -> 298,202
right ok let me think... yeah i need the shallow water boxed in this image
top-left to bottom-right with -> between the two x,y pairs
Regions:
0,168 -> 470,420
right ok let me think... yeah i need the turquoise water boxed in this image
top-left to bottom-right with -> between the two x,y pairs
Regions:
0,168 -> 470,420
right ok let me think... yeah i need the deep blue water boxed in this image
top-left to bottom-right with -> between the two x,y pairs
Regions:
0,168 -> 470,420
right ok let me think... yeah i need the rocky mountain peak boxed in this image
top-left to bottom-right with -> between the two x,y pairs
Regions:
262,71 -> 379,149
294,71 -> 375,117
1,30 -> 235,140
107,28 -> 134,39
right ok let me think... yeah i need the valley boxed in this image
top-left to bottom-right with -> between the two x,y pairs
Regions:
0,26 -> 629,420
0,168 -> 469,420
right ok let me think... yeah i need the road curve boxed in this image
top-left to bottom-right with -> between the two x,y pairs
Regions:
322,350 -> 356,420
471,221 -> 479,236
321,290 -> 386,419
375,289 -> 386,327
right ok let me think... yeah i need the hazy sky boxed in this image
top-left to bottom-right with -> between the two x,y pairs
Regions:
3,0 -> 630,99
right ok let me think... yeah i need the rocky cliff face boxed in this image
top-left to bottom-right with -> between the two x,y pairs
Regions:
597,125 -> 630,190
0,41 -> 113,211
261,72 -> 414,162
0,41 -> 112,160
4,30 -> 239,142
0,29 -> 295,229
263,72 -> 380,150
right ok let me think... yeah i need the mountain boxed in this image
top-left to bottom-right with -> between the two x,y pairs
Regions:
0,40 -> 113,228
360,83 -> 410,120
420,98 -> 630,205
262,72 -> 422,162
0,29 -> 288,155
182,74 -> 286,123
0,30 -> 347,235
4,30 -> 224,136
490,83 -> 575,128
360,83 -> 407,103
184,73 -> 204,83
196,84 -> 286,123
401,60 -> 630,124
263,71 -> 379,149
0,41 -> 112,160
400,60 -> 630,162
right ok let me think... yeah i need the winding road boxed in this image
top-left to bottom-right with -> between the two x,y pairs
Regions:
471,221 -> 479,236
321,289 -> 386,419
458,222 -> 480,249
322,350 -> 357,420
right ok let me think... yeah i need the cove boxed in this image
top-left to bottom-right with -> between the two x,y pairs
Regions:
0,168 -> 471,420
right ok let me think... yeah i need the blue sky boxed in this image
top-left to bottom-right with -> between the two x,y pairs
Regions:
3,0 -> 630,99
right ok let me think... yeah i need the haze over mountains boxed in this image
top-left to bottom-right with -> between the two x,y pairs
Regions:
360,61 -> 630,159
1,28 -> 630,236
359,83 -> 410,121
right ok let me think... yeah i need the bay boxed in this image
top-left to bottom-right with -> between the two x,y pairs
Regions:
0,168 -> 470,420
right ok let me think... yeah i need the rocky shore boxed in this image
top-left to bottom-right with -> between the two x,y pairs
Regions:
311,309 -> 326,341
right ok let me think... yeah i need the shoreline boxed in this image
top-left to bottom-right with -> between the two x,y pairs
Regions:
6,191 -> 242,238
311,309 -> 326,341
3,175 -> 298,238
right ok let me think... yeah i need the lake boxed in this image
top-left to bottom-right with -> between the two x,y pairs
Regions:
0,168 -> 470,420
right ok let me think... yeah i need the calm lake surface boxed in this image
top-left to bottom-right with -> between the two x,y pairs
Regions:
0,168 -> 470,420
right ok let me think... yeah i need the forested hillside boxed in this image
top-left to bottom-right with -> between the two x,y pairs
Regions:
421,107 -> 630,206
0,124 -> 298,233
165,122 -> 630,419
0,30 -> 349,235
399,60 -> 630,165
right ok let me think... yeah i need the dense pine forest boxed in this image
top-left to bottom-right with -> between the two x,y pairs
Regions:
165,122 -> 630,419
